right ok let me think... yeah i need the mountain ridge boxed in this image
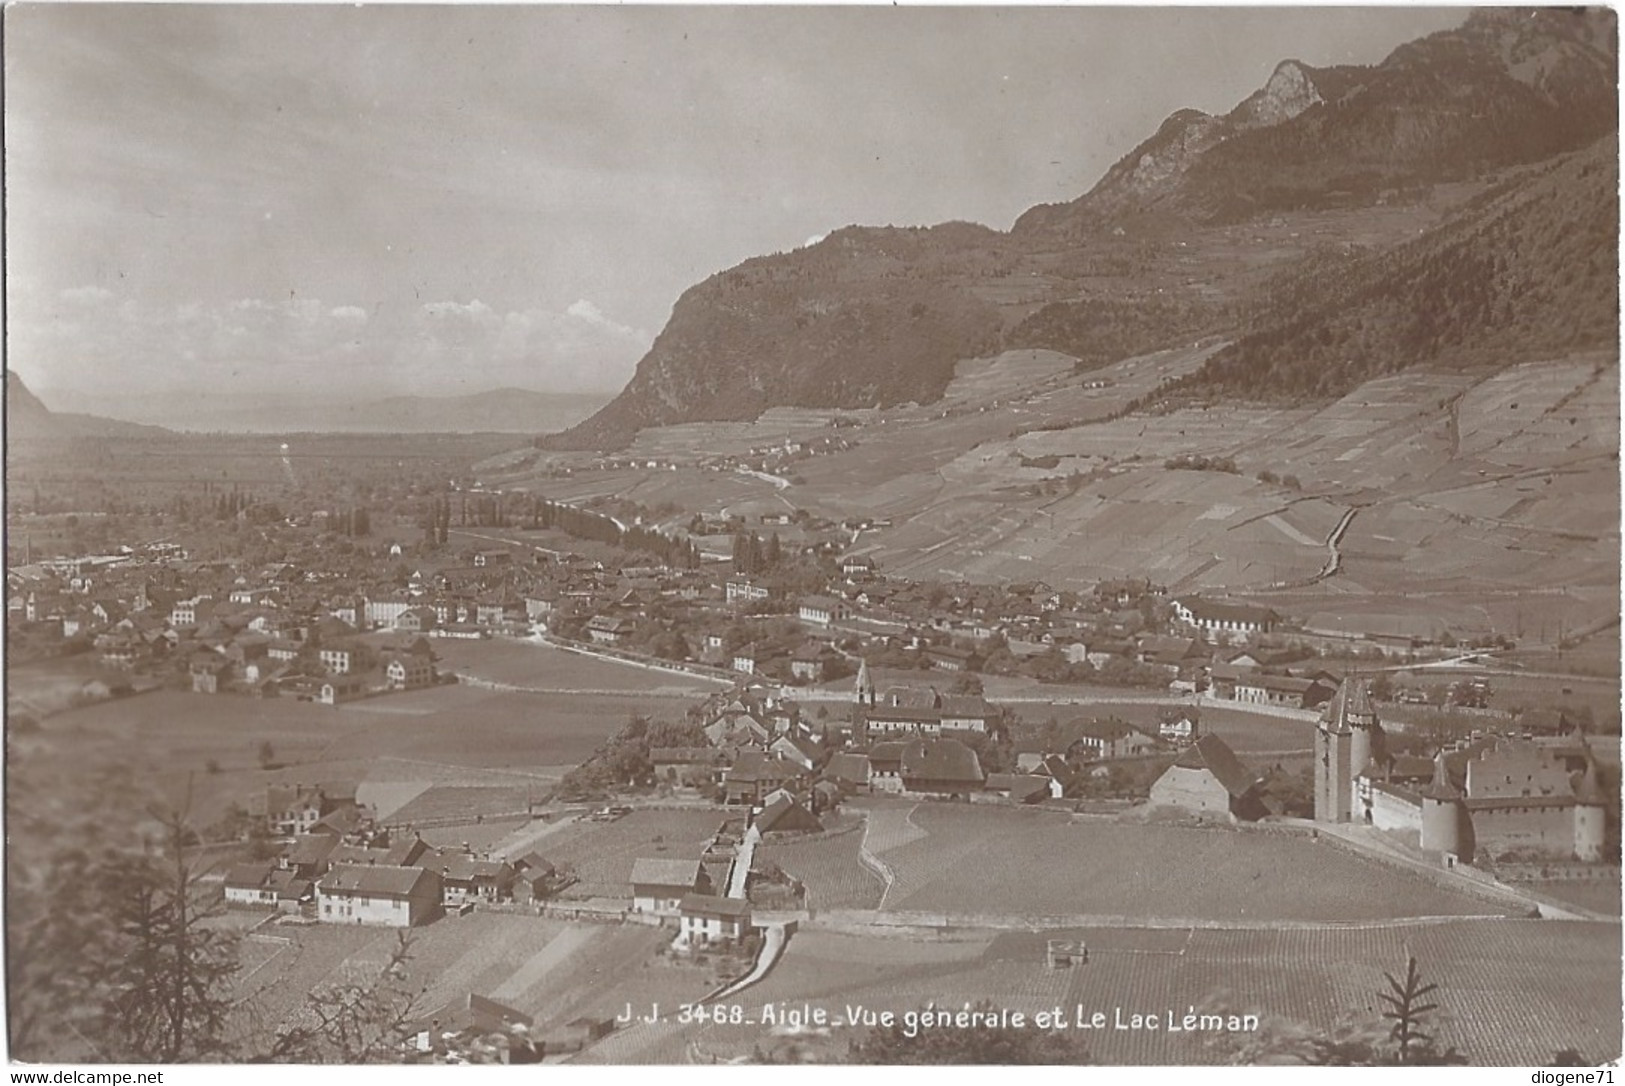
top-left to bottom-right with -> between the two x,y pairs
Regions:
538,7 -> 1618,451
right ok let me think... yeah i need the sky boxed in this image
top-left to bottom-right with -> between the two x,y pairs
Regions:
4,4 -> 1468,422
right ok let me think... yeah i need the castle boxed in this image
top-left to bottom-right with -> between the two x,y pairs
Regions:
1315,677 -> 1608,862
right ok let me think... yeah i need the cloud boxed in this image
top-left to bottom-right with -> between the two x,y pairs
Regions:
565,298 -> 645,342
330,305 -> 368,321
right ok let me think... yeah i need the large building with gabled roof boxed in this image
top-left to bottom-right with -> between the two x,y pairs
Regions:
1149,734 -> 1268,822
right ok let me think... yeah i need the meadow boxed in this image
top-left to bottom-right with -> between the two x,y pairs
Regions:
426,636 -> 718,695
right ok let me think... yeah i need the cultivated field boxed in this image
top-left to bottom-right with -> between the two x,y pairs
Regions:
865,803 -> 1508,922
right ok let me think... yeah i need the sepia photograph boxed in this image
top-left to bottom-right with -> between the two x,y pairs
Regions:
3,2 -> 1621,1071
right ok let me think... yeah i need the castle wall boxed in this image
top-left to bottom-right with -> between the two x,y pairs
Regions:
1367,785 -> 1423,833
1471,801 -> 1579,860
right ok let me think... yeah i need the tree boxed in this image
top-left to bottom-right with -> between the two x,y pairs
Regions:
263,932 -> 430,1063
100,803 -> 241,1062
258,741 -> 277,769
8,776 -> 242,1063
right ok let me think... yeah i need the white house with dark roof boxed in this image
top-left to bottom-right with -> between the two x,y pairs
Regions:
629,857 -> 708,916
317,863 -> 442,927
1170,597 -> 1279,645
677,893 -> 751,946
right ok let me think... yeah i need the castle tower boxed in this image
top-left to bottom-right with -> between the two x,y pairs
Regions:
1315,677 -> 1385,822
1571,759 -> 1607,862
1419,750 -> 1467,856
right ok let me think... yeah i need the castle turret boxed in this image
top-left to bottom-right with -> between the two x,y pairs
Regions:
1571,759 -> 1607,862
1419,750 -> 1468,856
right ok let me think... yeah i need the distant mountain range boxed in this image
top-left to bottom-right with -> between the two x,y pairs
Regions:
5,372 -> 174,441
7,381 -> 611,436
184,388 -> 613,435
547,7 -> 1618,451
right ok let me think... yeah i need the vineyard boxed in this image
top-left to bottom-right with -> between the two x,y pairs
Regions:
871,804 -> 1506,921
590,916 -> 1620,1065
754,829 -> 885,911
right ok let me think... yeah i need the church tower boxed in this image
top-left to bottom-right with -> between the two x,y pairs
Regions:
854,656 -> 874,708
1315,677 -> 1384,822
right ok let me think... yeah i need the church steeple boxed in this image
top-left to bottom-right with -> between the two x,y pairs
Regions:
854,656 -> 874,707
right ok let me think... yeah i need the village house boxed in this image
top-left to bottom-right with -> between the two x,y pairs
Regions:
1067,718 -> 1158,761
722,751 -> 804,804
264,782 -> 358,838
384,653 -> 436,691
789,641 -> 830,682
395,606 -> 439,634
318,864 -> 442,927
586,615 -> 635,645
420,850 -> 516,907
629,858 -> 709,917
677,894 -> 752,948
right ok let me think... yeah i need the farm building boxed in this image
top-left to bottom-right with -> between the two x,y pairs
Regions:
629,857 -> 709,916
677,894 -> 752,947
1148,735 -> 1268,822
867,742 -> 906,793
317,864 -> 442,927
1234,673 -> 1335,710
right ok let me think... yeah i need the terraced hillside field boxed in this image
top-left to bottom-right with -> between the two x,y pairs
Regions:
754,828 -> 885,910
870,803 -> 1509,921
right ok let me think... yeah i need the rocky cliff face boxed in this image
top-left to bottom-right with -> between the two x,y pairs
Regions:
546,8 -> 1617,450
